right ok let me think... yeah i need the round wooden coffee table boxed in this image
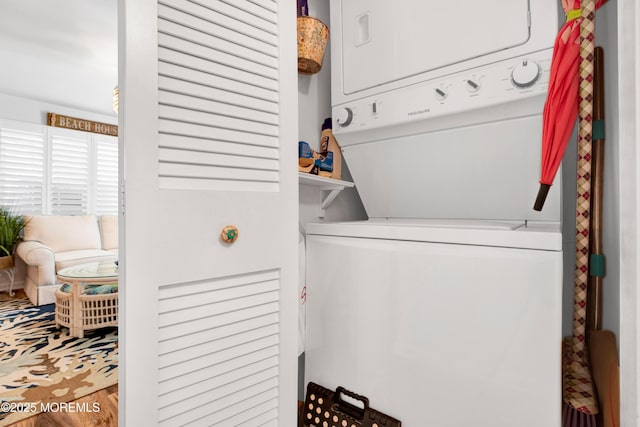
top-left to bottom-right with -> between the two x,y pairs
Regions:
56,261 -> 119,338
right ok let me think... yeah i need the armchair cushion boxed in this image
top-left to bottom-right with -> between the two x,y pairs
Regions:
99,215 -> 118,251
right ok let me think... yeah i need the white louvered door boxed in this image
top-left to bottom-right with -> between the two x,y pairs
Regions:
119,0 -> 297,425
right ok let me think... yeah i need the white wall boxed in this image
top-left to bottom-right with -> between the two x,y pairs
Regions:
0,92 -> 117,126
297,0 -> 367,231
597,0 -> 621,339
560,105 -> 578,336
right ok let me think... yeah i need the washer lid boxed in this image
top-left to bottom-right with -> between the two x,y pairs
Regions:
340,0 -> 530,95
306,219 -> 562,251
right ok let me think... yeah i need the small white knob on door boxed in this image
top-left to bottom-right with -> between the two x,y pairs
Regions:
336,108 -> 353,127
511,60 -> 540,88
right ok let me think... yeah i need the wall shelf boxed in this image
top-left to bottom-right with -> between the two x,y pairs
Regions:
299,172 -> 355,217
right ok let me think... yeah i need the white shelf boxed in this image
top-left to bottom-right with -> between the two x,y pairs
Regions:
299,172 -> 355,217
299,172 -> 354,190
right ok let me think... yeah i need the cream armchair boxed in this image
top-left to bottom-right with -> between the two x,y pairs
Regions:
16,215 -> 118,306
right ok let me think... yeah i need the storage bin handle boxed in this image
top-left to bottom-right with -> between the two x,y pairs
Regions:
334,386 -> 370,420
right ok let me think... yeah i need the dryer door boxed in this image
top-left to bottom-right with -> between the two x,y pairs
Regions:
340,0 -> 531,94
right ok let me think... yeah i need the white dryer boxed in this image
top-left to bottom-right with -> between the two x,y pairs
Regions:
304,0 -> 563,426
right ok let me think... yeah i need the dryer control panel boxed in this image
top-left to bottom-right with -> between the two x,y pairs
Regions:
332,50 -> 552,137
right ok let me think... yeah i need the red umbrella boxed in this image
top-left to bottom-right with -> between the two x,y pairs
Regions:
533,0 -> 608,211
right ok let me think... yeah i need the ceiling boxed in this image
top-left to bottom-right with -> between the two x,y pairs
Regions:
0,0 -> 117,116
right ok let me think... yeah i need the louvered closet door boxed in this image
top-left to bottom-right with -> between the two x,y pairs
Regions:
119,0 -> 297,426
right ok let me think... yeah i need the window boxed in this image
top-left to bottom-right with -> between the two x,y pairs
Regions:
0,121 -> 45,214
50,128 -> 90,215
0,119 -> 118,215
95,135 -> 119,215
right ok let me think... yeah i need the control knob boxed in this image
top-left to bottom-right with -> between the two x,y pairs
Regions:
336,107 -> 353,127
511,60 -> 540,88
434,87 -> 449,101
465,78 -> 481,93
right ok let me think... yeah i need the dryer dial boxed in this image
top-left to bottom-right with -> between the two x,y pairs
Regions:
511,60 -> 540,88
434,87 -> 449,101
465,78 -> 481,93
336,107 -> 354,127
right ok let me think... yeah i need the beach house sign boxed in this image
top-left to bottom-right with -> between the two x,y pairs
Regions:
47,113 -> 118,137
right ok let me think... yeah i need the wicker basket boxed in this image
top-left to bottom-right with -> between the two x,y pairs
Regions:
55,289 -> 72,328
297,16 -> 329,75
0,256 -> 14,270
55,285 -> 118,336
79,292 -> 118,328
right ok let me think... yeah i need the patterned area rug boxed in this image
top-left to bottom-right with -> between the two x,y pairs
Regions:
0,297 -> 118,426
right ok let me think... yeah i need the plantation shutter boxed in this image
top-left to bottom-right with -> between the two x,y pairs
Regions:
50,128 -> 90,215
95,135 -> 119,215
0,120 -> 45,214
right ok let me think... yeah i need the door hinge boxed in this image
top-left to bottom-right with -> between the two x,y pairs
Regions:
120,179 -> 125,215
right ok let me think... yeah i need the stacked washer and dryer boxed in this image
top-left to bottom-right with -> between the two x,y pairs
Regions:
304,1 -> 564,426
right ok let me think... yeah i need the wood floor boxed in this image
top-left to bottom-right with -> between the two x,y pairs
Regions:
2,290 -> 119,427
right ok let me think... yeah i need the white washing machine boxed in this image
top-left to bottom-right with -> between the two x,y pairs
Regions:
304,1 -> 563,425
305,220 -> 562,426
